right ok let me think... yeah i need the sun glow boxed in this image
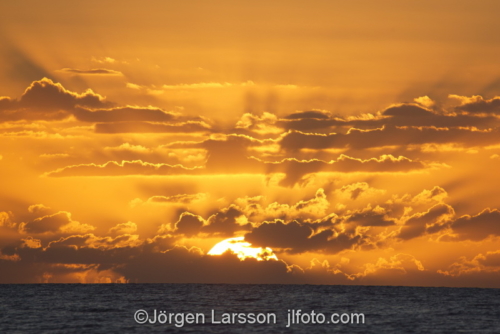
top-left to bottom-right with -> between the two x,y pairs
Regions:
207,237 -> 278,261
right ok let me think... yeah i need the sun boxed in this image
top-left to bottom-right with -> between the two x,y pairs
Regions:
208,237 -> 278,261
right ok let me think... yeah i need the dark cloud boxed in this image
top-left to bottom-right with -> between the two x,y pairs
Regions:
455,96 -> 500,114
245,220 -> 364,254
73,106 -> 177,123
115,248 -> 306,284
448,209 -> 500,241
45,153 -> 428,181
285,110 -> 331,119
382,104 -> 436,118
146,193 -> 206,204
171,135 -> 431,184
280,126 -> 500,151
0,78 -> 111,122
202,206 -> 252,237
476,251 -> 500,267
398,204 -> 454,240
0,79 -> 207,134
346,210 -> 396,227
5,241 -> 500,286
158,207 -> 251,238
174,212 -> 205,236
264,155 -> 429,187
94,121 -> 211,133
18,212 -> 72,234
2,199 -> 500,286
0,232 -> 342,284
45,160 -> 202,177
278,103 -> 498,133
17,211 -> 94,236
57,68 -> 123,76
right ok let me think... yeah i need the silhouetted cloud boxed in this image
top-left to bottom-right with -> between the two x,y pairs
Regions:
245,220 -> 364,254
202,206 -> 252,236
45,160 -> 201,177
398,204 -> 454,240
0,78 -> 111,122
280,126 -> 500,151
0,79 -> 208,135
452,95 -> 500,114
94,121 -> 211,133
73,106 -> 177,122
57,68 -> 123,76
448,209 -> 500,241
278,103 -> 498,132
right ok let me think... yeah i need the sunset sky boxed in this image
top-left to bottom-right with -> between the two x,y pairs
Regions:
1,0 -> 500,287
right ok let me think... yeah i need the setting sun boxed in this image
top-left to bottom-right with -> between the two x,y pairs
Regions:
208,237 -> 278,261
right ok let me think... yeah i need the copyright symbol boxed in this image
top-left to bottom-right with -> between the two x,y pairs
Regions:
134,309 -> 149,324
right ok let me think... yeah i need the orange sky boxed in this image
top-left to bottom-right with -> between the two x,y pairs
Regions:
1,1 -> 500,286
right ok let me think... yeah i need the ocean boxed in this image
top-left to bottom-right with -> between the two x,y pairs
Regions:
0,284 -> 499,333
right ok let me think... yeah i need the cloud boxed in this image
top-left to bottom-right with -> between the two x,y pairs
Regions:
438,250 -> 500,279
28,204 -> 52,215
162,81 -> 254,90
352,253 -> 425,279
279,103 -> 498,133
245,220 -> 364,254
451,94 -> 500,114
3,75 -> 500,287
335,182 -> 386,201
47,233 -> 141,250
91,57 -> 130,66
0,79 -> 207,134
113,247 -> 314,284
73,106 -> 178,123
264,155 -> 432,186
234,112 -> 282,135
173,212 -> 205,236
18,211 -> 95,235
234,189 -> 332,223
280,126 -> 500,151
56,68 -> 123,76
137,193 -> 207,205
0,211 -> 15,228
2,193 -> 500,286
44,153 -> 431,181
157,207 -> 252,238
94,121 -> 211,133
410,186 -> 448,205
0,78 -> 111,122
414,96 -> 435,108
285,110 -> 332,120
167,135 -> 434,185
345,207 -> 396,227
398,204 -> 454,240
202,206 -> 252,237
476,250 -> 500,267
447,209 -> 500,241
45,160 -> 202,177
108,222 -> 137,235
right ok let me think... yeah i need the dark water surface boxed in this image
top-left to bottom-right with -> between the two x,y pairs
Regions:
0,284 -> 499,333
